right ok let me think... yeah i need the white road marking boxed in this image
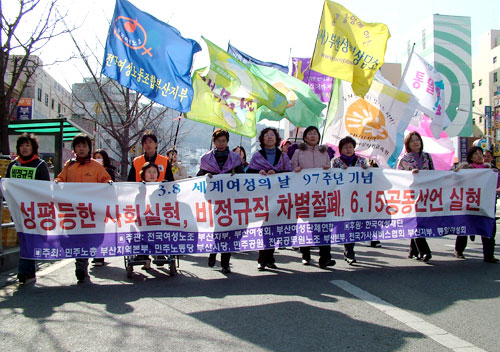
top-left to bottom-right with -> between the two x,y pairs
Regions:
331,280 -> 486,352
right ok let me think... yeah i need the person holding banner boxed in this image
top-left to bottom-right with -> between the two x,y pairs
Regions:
332,136 -> 369,265
291,126 -> 336,269
247,128 -> 292,271
397,132 -> 433,262
454,146 -> 499,263
5,133 -> 50,284
197,129 -> 245,274
55,134 -> 111,283
127,131 -> 174,182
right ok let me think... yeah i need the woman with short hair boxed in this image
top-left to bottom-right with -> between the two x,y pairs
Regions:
247,127 -> 292,271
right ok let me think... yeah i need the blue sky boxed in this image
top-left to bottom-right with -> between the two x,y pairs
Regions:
6,0 -> 499,88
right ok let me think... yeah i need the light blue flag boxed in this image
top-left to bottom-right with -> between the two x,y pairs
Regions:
101,0 -> 201,112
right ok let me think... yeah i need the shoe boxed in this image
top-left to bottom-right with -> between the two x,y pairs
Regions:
208,256 -> 216,267
302,259 -> 310,265
154,255 -> 166,266
141,259 -> 151,270
319,259 -> 336,269
370,241 -> 382,248
221,266 -> 231,274
454,251 -> 465,259
75,268 -> 87,283
484,257 -> 499,263
344,257 -> 356,265
422,253 -> 432,262
18,273 -> 36,284
408,251 -> 419,259
257,263 -> 266,271
92,258 -> 105,266
266,263 -> 278,269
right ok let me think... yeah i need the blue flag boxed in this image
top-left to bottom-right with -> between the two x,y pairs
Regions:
102,0 -> 201,112
227,43 -> 288,73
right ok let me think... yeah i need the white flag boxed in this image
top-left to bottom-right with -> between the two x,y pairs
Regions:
401,53 -> 449,138
324,79 -> 417,168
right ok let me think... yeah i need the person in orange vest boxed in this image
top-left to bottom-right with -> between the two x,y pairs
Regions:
127,131 -> 174,182
55,134 -> 111,283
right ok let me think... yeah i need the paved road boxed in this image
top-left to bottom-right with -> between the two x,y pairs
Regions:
0,236 -> 498,352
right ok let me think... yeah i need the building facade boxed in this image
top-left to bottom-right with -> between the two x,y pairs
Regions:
472,30 -> 500,154
13,56 -> 72,121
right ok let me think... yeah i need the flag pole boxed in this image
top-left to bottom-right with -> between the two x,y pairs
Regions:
209,126 -> 215,150
173,113 -> 182,149
398,43 -> 415,90
385,43 -> 415,120
287,47 -> 292,74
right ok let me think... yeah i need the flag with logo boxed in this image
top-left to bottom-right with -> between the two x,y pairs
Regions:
311,1 -> 390,97
248,64 -> 326,128
323,79 -> 416,168
101,0 -> 201,112
291,57 -> 334,103
185,38 -> 287,137
228,43 -> 288,74
400,52 -> 450,138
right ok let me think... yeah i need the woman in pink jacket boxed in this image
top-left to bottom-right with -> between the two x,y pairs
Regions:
291,126 -> 335,269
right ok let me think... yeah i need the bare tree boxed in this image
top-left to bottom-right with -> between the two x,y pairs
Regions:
70,33 -> 181,180
0,0 -> 71,154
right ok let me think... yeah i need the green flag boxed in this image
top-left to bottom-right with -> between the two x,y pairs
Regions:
185,37 -> 287,137
248,64 -> 326,128
203,37 -> 287,113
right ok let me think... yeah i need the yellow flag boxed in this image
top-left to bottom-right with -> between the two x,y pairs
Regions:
311,1 -> 390,97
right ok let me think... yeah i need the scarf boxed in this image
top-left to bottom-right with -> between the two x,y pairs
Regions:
340,154 -> 357,167
17,154 -> 38,165
200,149 -> 242,174
248,149 -> 291,172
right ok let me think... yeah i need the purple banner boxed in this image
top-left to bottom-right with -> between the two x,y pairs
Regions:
291,57 -> 333,103
19,215 -> 494,260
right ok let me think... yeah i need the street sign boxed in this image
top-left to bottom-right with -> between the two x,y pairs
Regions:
17,98 -> 32,120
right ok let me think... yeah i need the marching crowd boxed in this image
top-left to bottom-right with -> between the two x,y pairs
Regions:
4,126 -> 499,284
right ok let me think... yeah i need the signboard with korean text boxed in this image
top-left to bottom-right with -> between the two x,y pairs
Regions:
1,168 -> 496,260
17,98 -> 32,120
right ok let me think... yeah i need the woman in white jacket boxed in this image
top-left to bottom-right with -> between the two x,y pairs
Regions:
291,126 -> 335,269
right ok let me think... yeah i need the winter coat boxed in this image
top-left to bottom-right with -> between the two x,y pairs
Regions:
290,143 -> 331,170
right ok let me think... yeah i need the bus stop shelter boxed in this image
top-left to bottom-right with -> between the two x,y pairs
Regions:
8,118 -> 92,175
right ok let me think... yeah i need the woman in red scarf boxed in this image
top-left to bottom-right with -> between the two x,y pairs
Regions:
5,133 -> 50,284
